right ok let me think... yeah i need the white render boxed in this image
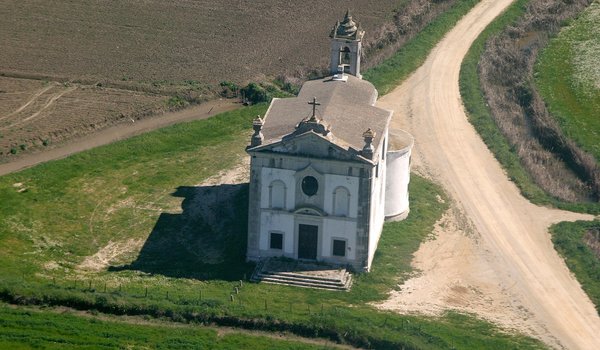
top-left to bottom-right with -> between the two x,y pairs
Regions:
384,130 -> 414,219
245,13 -> 413,272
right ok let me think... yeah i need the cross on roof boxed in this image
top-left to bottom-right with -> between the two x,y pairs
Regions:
308,97 -> 320,121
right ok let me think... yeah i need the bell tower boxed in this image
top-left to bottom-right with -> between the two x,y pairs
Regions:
329,10 -> 364,79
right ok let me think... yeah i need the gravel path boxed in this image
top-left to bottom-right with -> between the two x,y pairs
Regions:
377,0 -> 600,348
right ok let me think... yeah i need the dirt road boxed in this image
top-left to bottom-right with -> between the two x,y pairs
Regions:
377,0 -> 600,348
0,99 -> 239,176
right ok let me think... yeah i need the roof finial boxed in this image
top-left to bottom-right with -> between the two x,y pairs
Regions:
250,115 -> 264,147
361,128 -> 376,159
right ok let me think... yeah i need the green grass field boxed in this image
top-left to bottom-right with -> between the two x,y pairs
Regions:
0,0 -> 553,347
0,105 -> 545,349
535,1 -> 600,161
0,303 -> 337,350
550,220 -> 600,314
459,0 -> 600,214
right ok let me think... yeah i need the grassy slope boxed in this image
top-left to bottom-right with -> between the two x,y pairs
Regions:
535,1 -> 600,162
0,304 -> 335,350
0,106 -> 543,349
550,221 -> 600,313
0,0 -> 547,348
459,0 -> 600,214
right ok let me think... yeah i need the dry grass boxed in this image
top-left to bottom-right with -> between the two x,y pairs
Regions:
584,227 -> 600,259
361,0 -> 458,70
478,0 -> 599,202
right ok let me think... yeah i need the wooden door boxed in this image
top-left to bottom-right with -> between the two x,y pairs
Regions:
298,224 -> 318,260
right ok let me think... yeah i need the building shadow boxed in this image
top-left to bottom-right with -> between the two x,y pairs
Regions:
110,183 -> 254,281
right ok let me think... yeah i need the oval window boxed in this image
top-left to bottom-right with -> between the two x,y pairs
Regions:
301,176 -> 318,196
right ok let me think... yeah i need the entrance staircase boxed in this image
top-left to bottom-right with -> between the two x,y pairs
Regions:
251,258 -> 352,291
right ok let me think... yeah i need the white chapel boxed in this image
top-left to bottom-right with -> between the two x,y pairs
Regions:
246,12 -> 413,272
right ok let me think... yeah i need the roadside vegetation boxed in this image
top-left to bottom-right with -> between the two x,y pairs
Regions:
459,0 -> 600,214
0,106 -> 544,349
537,9 -> 600,310
461,0 -> 600,317
550,220 -> 600,313
364,0 -> 480,95
535,1 -> 600,163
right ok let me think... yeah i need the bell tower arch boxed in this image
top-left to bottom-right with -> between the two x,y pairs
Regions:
329,10 -> 364,78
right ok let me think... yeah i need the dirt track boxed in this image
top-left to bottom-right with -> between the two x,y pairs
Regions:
377,0 -> 600,348
0,99 -> 238,176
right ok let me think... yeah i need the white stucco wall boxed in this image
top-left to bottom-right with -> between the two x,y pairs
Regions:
384,130 -> 414,218
323,174 -> 359,218
322,218 -> 357,260
259,211 -> 295,255
367,162 -> 387,268
260,167 -> 296,210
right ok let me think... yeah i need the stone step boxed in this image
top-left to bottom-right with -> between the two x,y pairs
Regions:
262,270 -> 350,283
250,258 -> 353,291
258,275 -> 350,291
257,271 -> 348,288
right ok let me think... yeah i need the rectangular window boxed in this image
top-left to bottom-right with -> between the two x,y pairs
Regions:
332,239 -> 346,257
270,232 -> 283,250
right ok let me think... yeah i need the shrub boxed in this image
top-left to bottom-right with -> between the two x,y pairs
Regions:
240,83 -> 269,104
219,81 -> 239,98
166,95 -> 188,109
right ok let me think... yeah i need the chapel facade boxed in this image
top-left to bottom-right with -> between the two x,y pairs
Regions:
246,12 -> 413,272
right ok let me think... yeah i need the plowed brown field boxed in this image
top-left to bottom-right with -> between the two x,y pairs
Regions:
0,0 -> 405,161
0,0 -> 401,85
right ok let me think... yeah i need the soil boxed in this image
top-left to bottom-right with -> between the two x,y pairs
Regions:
0,0 -> 403,166
0,76 -> 169,157
0,0 -> 461,171
377,0 -> 600,348
78,238 -> 144,272
0,0 -> 399,86
0,97 -> 239,176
